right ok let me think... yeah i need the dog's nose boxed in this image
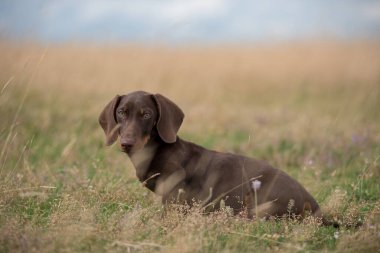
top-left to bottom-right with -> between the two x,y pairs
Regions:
120,138 -> 136,152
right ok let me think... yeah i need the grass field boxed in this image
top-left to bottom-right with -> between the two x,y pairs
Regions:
0,40 -> 379,252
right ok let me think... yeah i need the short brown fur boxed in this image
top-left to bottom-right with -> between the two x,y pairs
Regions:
99,91 -> 327,223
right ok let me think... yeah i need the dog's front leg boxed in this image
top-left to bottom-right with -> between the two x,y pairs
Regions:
155,168 -> 186,203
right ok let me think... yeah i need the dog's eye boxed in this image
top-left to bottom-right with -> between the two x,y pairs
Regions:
143,112 -> 151,119
117,109 -> 127,118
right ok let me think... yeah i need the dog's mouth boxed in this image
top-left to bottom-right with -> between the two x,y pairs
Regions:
120,142 -> 143,155
121,145 -> 133,154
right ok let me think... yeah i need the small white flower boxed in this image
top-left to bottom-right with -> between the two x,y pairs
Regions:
251,179 -> 262,191
334,231 -> 339,239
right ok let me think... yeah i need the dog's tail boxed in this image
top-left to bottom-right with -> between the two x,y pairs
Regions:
304,199 -> 365,228
321,216 -> 340,228
303,197 -> 340,228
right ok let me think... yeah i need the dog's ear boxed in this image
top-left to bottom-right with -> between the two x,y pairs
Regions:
99,95 -> 122,146
152,94 -> 184,143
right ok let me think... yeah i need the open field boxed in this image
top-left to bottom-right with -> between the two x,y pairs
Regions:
0,40 -> 379,252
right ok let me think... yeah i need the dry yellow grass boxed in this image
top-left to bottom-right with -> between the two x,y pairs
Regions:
2,40 -> 380,94
1,40 -> 379,136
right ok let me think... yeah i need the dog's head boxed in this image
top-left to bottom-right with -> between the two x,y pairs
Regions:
99,91 -> 184,154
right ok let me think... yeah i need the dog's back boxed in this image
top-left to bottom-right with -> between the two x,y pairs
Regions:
99,91 -> 324,222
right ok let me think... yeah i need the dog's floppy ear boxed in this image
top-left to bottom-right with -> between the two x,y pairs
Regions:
152,94 -> 184,143
99,95 -> 122,146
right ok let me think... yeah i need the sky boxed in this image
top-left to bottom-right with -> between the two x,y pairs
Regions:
1,0 -> 380,44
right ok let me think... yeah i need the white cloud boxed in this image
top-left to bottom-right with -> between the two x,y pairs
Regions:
5,0 -> 380,43
360,2 -> 380,21
161,0 -> 227,22
44,0 -> 227,24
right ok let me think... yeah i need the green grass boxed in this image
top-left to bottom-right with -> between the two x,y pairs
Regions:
1,42 -> 380,252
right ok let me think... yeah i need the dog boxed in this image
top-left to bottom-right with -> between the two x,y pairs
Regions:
99,91 -> 328,223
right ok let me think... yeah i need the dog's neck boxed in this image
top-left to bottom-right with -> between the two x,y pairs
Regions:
129,144 -> 157,177
127,133 -> 164,183
129,136 -> 188,196
128,145 -> 158,169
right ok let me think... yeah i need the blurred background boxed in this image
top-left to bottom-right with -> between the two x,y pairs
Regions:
1,0 -> 380,137
1,0 -> 380,44
1,0 -> 380,132
1,0 -> 380,153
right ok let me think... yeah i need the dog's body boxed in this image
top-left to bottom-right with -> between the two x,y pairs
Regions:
99,91 -> 323,220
